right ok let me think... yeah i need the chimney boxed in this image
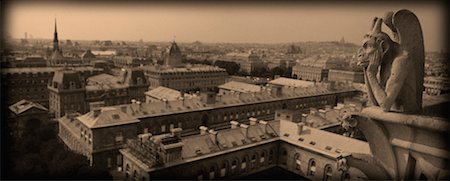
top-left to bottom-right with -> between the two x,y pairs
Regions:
171,127 -> 182,138
199,126 -> 208,135
301,114 -> 308,122
201,92 -> 216,104
208,129 -> 218,145
297,122 -> 305,135
164,99 -> 170,109
318,109 -> 326,118
259,120 -> 268,134
93,108 -> 101,117
270,85 -> 282,97
240,123 -> 249,138
249,117 -> 257,125
230,121 -> 239,129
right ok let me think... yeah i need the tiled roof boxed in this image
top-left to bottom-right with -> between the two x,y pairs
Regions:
269,77 -> 315,88
218,81 -> 261,93
145,86 -> 182,101
77,107 -> 140,129
279,120 -> 371,157
86,73 -> 128,91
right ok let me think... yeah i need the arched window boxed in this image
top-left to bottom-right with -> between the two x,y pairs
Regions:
342,172 -> 350,181
231,158 -> 239,175
308,159 -> 316,176
251,153 -> 258,170
220,161 -> 228,177
324,164 -> 333,181
209,166 -> 216,180
133,170 -> 138,181
125,164 -> 130,178
241,156 -> 247,172
197,169 -> 204,181
260,151 -> 266,164
294,153 -> 301,170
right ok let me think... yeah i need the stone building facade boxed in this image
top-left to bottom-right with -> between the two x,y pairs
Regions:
328,69 -> 365,84
292,65 -> 329,82
49,68 -> 148,118
58,107 -> 140,168
1,67 -> 102,108
144,65 -> 228,92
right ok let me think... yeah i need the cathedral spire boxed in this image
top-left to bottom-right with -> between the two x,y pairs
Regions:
53,18 -> 59,52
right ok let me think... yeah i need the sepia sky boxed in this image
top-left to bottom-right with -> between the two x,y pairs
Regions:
5,1 -> 447,51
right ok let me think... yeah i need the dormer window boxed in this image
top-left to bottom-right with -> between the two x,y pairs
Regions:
69,81 -> 76,89
137,77 -> 143,85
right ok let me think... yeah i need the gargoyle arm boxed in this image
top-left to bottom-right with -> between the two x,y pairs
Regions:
366,54 -> 409,111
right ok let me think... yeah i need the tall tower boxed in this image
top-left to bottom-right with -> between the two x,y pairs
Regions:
53,19 -> 59,52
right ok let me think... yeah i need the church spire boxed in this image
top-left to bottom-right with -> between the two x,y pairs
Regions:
53,18 -> 59,52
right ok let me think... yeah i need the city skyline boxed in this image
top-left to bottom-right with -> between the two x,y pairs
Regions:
5,1 -> 447,51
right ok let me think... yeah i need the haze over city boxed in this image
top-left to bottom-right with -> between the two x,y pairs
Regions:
6,1 -> 447,51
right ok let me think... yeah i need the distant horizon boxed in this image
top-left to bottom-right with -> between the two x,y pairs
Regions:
6,1 -> 447,51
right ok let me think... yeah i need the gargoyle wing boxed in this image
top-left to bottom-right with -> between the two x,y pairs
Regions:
393,9 -> 425,108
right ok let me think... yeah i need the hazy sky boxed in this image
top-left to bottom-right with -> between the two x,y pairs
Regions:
5,1 -> 447,51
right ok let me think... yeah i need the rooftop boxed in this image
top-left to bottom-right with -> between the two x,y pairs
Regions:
77,107 -> 140,129
269,77 -> 315,88
109,84 -> 356,119
122,119 -> 370,172
1,66 -> 102,74
143,65 -> 226,74
145,86 -> 182,101
86,73 -> 128,91
218,81 -> 261,93
9,99 -> 48,115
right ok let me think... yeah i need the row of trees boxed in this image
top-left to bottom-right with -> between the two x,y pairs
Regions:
5,119 -> 112,179
184,58 -> 293,78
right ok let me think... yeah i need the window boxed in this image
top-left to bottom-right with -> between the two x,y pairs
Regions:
324,165 -> 333,181
280,148 -> 287,165
231,159 -> 238,175
115,132 -> 124,144
178,122 -> 182,128
161,125 -> 166,132
133,170 -> 138,181
220,163 -> 227,177
107,157 -> 112,168
251,154 -> 257,169
197,170 -> 204,181
260,152 -> 265,163
342,172 -> 350,181
294,153 -> 301,170
308,159 -> 316,176
209,167 -> 215,180
126,164 -> 130,179
241,157 -> 247,171
268,150 -> 274,164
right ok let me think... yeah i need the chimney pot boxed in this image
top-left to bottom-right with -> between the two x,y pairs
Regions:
240,123 -> 249,138
249,117 -> 257,125
297,122 -> 305,135
199,126 -> 208,135
230,121 -> 239,129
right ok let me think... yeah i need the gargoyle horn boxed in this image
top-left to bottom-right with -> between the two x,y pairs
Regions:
372,17 -> 383,34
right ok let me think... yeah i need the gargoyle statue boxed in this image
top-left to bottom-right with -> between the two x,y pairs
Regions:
356,9 -> 424,113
